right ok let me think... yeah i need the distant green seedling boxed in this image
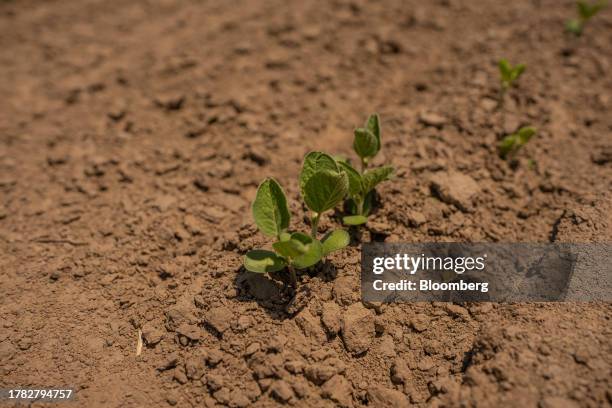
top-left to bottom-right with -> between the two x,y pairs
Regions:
244,153 -> 350,287
338,114 -> 393,226
499,59 -> 525,94
499,126 -> 537,160
566,0 -> 607,36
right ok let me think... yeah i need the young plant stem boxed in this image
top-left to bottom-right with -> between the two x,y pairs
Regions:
310,212 -> 320,238
287,265 -> 298,288
498,85 -> 507,110
356,198 -> 364,216
360,157 -> 368,172
357,160 -> 366,215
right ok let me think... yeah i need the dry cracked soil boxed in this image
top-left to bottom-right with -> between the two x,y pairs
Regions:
0,0 -> 611,407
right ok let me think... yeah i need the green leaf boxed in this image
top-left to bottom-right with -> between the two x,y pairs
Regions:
362,165 -> 393,194
577,0 -> 603,19
252,178 -> 290,237
498,134 -> 518,159
578,1 -> 591,18
512,64 -> 526,81
343,214 -> 368,226
333,155 -> 348,164
517,126 -> 536,145
244,250 -> 287,273
499,59 -> 511,81
321,229 -> 350,256
290,233 -> 323,269
566,18 -> 583,35
353,128 -> 379,159
500,59 -> 525,87
337,161 -> 363,198
273,239 -> 307,259
365,114 -> 381,151
303,170 -> 349,213
498,127 -> 535,159
300,152 -> 339,197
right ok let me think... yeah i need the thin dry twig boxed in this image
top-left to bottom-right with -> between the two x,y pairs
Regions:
31,238 -> 88,246
136,329 -> 143,356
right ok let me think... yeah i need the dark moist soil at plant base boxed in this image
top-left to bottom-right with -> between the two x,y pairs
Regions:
1,1 -> 611,407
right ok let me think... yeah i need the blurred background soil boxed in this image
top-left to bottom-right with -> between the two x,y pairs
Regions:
0,0 -> 611,406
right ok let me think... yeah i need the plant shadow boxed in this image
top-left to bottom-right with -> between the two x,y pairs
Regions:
334,189 -> 390,243
233,261 -> 339,320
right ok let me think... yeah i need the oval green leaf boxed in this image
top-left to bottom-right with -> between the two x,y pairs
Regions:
291,238 -> 323,269
303,170 -> 349,213
244,250 -> 287,273
252,178 -> 290,237
343,215 -> 368,226
517,126 -> 536,145
273,237 -> 307,259
353,128 -> 379,160
499,59 -> 513,84
565,19 -> 582,35
337,161 -> 363,198
321,229 -> 350,256
290,232 -> 314,246
512,64 -> 526,81
498,134 -> 517,158
300,152 -> 339,197
365,114 -> 381,151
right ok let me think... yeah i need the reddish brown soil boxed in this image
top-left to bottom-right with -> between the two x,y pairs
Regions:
1,0 -> 611,407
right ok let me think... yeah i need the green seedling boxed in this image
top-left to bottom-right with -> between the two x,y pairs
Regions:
244,152 -> 350,287
499,59 -> 525,94
338,114 -> 393,226
566,0 -> 607,36
499,126 -> 537,160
